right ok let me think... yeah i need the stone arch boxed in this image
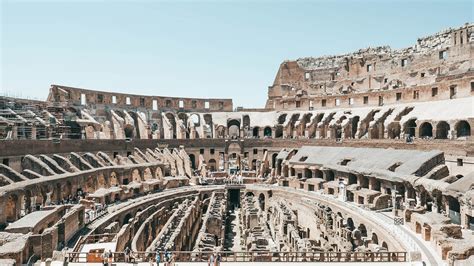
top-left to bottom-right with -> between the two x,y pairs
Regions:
304,168 -> 312,178
124,124 -> 135,138
387,122 -> 401,139
155,167 -> 163,179
258,193 -> 265,210
132,169 -> 142,182
275,125 -> 284,138
165,113 -> 177,139
271,153 -> 278,168
455,120 -> 471,138
97,173 -> 107,188
371,232 -> 379,244
189,154 -> 196,169
6,194 -> 19,222
227,119 -> 241,138
264,127 -> 272,137
110,172 -> 119,186
346,218 -> 355,231
189,113 -> 200,126
252,127 -> 260,138
314,169 -> 323,179
404,119 -> 417,137
419,122 -> 433,138
143,168 -> 153,180
208,159 -> 217,172
358,224 -> 368,238
123,213 -> 133,225
436,121 -> 450,139
216,125 -> 226,138
382,241 -> 388,250
351,116 -> 360,139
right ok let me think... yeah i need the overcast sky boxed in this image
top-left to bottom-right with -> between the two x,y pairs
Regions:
1,0 -> 472,108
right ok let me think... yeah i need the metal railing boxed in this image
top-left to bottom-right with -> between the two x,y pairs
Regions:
66,251 -> 407,263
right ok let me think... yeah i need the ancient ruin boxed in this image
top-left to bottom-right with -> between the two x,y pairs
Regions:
0,23 -> 472,265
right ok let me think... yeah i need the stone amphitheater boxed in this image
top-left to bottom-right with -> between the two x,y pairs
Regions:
0,23 -> 472,266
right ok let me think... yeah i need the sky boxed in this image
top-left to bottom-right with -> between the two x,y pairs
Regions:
1,0 -> 472,108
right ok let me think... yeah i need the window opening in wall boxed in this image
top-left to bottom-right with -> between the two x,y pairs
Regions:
305,72 -> 310,81
296,101 -> 301,108
457,158 -> 463,166
349,98 -> 354,105
363,96 -> 369,105
205,101 -> 210,109
396,93 -> 402,101
2,158 -> 9,166
244,152 -> 248,158
97,94 -> 104,103
340,159 -> 351,166
432,87 -> 438,97
378,96 -> 384,106
126,151 -> 132,157
413,91 -> 419,100
401,58 -> 408,67
439,50 -> 447,60
166,100 -> 172,107
367,64 -> 372,72
126,97 -> 131,105
210,149 -> 215,155
192,101 -> 197,108
471,82 -> 474,92
253,149 -> 258,155
388,162 -> 402,172
309,100 -> 314,110
450,85 -> 457,99
321,99 -> 327,107
80,93 -> 86,105
113,152 -> 118,158
219,101 -> 224,110
335,99 -> 340,106
384,78 -> 388,84
140,98 -> 145,107
179,100 -> 184,108
152,100 -> 158,110
112,95 -> 117,104
299,156 -> 308,162
200,149 -> 204,154
460,31 -> 463,45
421,72 -> 425,78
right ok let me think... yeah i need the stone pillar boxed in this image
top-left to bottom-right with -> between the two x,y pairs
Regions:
12,125 -> 18,139
31,126 -> 37,140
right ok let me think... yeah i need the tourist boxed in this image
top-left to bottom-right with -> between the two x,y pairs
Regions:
124,246 -> 131,262
208,253 -> 214,266
215,252 -> 221,266
101,250 -> 108,266
107,249 -> 113,266
155,251 -> 161,266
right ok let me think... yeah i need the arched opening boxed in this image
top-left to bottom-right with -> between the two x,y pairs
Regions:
326,170 -> 335,181
252,159 -> 257,171
6,194 -> 19,222
358,224 -> 368,238
275,125 -> 284,138
203,114 -> 213,138
123,213 -> 133,225
346,218 -> 355,231
208,159 -> 217,172
264,127 -> 272,137
155,167 -> 163,179
242,115 -> 250,129
252,127 -> 260,138
216,125 -> 226,138
277,114 -> 287,124
419,122 -> 433,138
455,120 -> 471,138
165,113 -> 177,139
371,233 -> 379,244
110,172 -> 119,186
387,122 -> 401,139
271,153 -> 278,168
382,242 -> 388,250
258,193 -> 265,210
304,168 -> 312,178
189,154 -> 196,169
351,116 -> 360,139
132,169 -> 141,182
124,124 -> 135,139
436,121 -> 450,139
227,119 -> 241,139
348,174 -> 357,185
97,173 -> 107,188
143,168 -> 152,180
314,169 -> 323,179
404,119 -> 417,137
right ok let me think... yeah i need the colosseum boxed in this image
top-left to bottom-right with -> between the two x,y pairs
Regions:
0,23 -> 472,266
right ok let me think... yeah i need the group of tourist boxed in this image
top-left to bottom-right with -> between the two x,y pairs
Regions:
224,174 -> 243,185
207,252 -> 222,266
